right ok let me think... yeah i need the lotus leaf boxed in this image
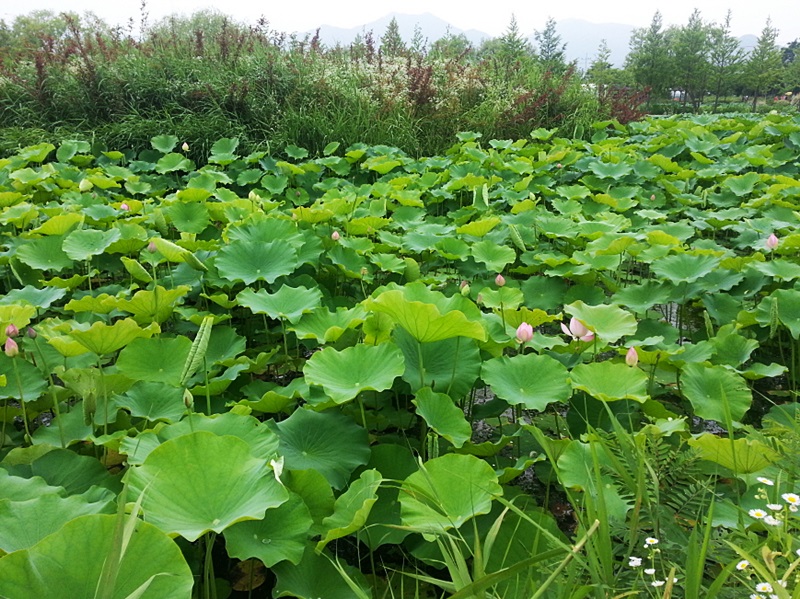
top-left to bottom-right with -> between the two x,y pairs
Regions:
482,353 -> 571,410
116,336 -> 192,386
569,362 -> 648,402
272,546 -> 371,599
413,387 -> 472,448
216,239 -> 299,284
689,433 -> 779,474
316,469 -> 382,551
564,301 -> 637,344
681,363 -> 752,423
237,285 -> 322,324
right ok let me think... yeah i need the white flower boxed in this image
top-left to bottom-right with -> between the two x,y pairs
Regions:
796,548 -> 800,557
766,503 -> 783,511
790,504 -> 798,512
757,477 -> 775,486
629,557 -> 642,567
763,515 -> 782,526
651,580 -> 665,587
644,537 -> 659,546
750,594 -> 763,599
781,493 -> 800,505
749,508 -> 767,519
737,560 -> 750,570
778,580 -> 788,587
756,582 -> 773,593
644,568 -> 656,575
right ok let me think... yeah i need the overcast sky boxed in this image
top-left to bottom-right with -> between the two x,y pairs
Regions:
2,1 -> 799,44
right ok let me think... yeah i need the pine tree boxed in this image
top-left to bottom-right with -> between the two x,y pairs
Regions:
586,39 -> 613,86
673,9 -> 711,110
380,16 -> 405,58
708,10 -> 745,110
535,17 -> 567,73
745,18 -> 783,109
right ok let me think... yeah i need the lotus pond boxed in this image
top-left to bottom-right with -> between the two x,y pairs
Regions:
1,113 -> 800,598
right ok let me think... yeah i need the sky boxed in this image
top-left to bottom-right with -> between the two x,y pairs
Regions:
2,0 -> 799,44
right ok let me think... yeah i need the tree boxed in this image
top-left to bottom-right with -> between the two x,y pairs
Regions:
708,10 -> 745,110
626,11 -> 674,101
380,16 -> 405,58
673,9 -> 711,110
585,39 -> 613,86
535,17 -> 567,73
744,18 -> 784,109
410,23 -> 426,56
499,14 -> 531,58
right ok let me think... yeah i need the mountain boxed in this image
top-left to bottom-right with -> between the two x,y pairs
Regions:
548,19 -> 634,69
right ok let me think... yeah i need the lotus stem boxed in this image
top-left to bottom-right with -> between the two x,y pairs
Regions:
11,358 -> 32,444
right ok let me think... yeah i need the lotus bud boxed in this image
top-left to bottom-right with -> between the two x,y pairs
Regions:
79,178 -> 93,192
4,337 -> 19,358
495,274 -> 506,287
460,280 -> 471,296
650,194 -> 656,201
476,293 -> 483,305
625,346 -> 639,367
182,142 -> 190,152
5,324 -> 18,338
183,388 -> 194,409
516,322 -> 534,344
331,231 -> 340,241
556,163 -> 562,169
767,233 -> 779,250
147,241 -> 158,253
26,327 -> 37,339
120,203 -> 130,211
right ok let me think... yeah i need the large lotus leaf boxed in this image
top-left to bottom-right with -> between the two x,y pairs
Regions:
69,318 -> 159,355
650,253 -> 721,284
471,240 -> 516,271
62,228 -> 122,261
272,409 -> 370,490
723,172 -> 761,196
216,240 -> 299,284
16,449 -> 117,496
116,285 -> 191,325
570,362 -> 648,403
224,492 -> 312,567
365,289 -> 486,343
0,305 -> 37,343
164,202 -> 210,234
303,343 -> 404,405
0,353 -> 48,401
481,353 -> 571,410
0,286 -> 66,310
564,301 -> 637,344
613,281 -> 672,313
709,325 -> 758,367
151,134 -> 179,153
290,306 -> 367,343
125,431 -> 288,541
755,289 -> 800,339
688,433 -> 780,475
316,469 -> 381,551
155,152 -> 193,173
478,286 -> 524,310
400,454 -> 502,533
283,469 -> 335,535
0,469 -> 64,501
237,285 -> 322,324
116,336 -> 192,386
114,381 -> 186,422
272,546 -> 371,599
413,387 -> 472,448
0,513 -> 193,599
681,363 -> 752,423
589,160 -> 632,179
0,493 -> 114,553
15,236 -> 73,272
394,328 -> 481,397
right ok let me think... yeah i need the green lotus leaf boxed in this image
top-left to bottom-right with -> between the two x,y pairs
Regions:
0,353 -> 48,401
564,301 -> 637,344
612,281 -> 672,313
709,325 -> 758,367
114,381 -> 186,423
0,305 -> 37,343
262,174 -> 289,195
570,362 -> 648,402
303,343 -> 404,404
478,286 -> 524,310
482,353 -> 571,410
62,228 -> 122,261
723,172 -> 761,196
237,285 -> 322,324
290,306 -> 367,343
64,293 -> 118,314
400,453 -> 502,533
115,285 -> 191,325
650,253 -> 721,284
456,217 -> 501,237
589,160 -> 632,179
216,240 -> 299,284
0,514 -> 193,599
224,492 -> 313,567
688,433 -> 780,474
18,448 -> 117,496
151,134 -> 179,153
120,256 -> 153,283
272,409 -> 370,490
471,240 -> 517,272
272,546 -> 371,599
556,184 -> 592,200
755,289 -> 800,339
0,469 -> 64,501
155,152 -> 193,173
681,363 -> 752,423
164,202 -> 210,234
15,236 -> 73,272
116,336 -> 192,386
316,469 -> 382,551
125,431 -> 287,541
0,493 -> 114,553
0,286 -> 65,311
283,469 -> 335,536
413,387 -> 472,448
30,213 -> 84,236
68,318 -> 159,356
365,289 -> 486,343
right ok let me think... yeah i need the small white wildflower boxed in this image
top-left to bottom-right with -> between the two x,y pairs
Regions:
757,477 -> 775,486
790,504 -> 798,512
644,568 -> 656,575
796,548 -> 800,557
749,508 -> 768,519
737,560 -> 750,570
651,580 -> 665,587
756,582 -> 773,593
763,515 -> 782,526
767,503 -> 783,511
781,493 -> 800,505
778,580 -> 787,587
629,557 -> 642,567
644,537 -> 659,546
749,594 -> 762,599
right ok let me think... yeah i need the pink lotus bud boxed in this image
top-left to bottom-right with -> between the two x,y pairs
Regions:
495,274 -> 506,287
331,231 -> 340,241
766,233 -> 779,250
556,163 -> 562,168
516,322 -> 534,344
476,294 -> 483,305
182,142 -> 190,152
561,317 -> 595,342
650,194 -> 656,201
460,283 -> 471,297
4,337 -> 19,357
625,346 -> 639,367
5,324 -> 18,338
120,203 -> 130,211
460,280 -> 469,289
26,327 -> 37,339
147,241 -> 158,253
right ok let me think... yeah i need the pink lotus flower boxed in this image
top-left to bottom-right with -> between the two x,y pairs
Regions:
561,318 -> 594,342
495,274 -> 506,287
556,163 -> 563,168
650,194 -> 656,201
120,203 -> 130,211
331,231 -> 340,241
26,327 -> 37,339
516,322 -> 534,344
766,233 -> 779,250
5,324 -> 18,338
4,337 -> 19,357
147,241 -> 158,253
625,346 -> 639,367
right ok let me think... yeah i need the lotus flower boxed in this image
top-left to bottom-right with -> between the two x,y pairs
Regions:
26,327 -> 37,339
561,318 -> 594,342
120,203 -> 130,211
5,324 -> 18,338
625,346 -> 639,367
650,194 -> 656,201
516,322 -> 533,344
331,231 -> 340,241
147,241 -> 158,253
495,274 -> 506,287
182,142 -> 190,152
4,337 -> 19,357
766,233 -> 779,250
